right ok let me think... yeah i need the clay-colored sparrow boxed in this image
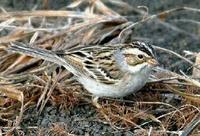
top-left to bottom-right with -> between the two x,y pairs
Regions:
9,41 -> 158,105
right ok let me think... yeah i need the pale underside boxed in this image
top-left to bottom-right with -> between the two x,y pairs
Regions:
78,67 -> 151,97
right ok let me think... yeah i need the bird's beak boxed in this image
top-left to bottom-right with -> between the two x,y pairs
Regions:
147,58 -> 159,66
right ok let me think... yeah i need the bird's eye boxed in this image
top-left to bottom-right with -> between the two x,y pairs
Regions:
137,54 -> 144,59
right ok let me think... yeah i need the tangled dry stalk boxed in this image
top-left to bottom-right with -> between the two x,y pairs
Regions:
0,0 -> 199,135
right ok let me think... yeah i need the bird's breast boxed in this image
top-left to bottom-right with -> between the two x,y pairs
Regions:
78,72 -> 149,98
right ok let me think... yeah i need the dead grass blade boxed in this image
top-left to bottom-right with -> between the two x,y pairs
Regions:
119,7 -> 200,40
192,53 -> 200,78
0,31 -> 33,44
0,10 -> 101,21
181,113 -> 200,136
0,85 -> 24,126
169,86 -> 200,104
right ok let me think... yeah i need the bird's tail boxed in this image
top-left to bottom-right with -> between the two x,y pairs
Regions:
8,42 -> 79,76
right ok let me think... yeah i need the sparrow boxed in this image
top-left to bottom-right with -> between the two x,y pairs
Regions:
8,41 -> 158,107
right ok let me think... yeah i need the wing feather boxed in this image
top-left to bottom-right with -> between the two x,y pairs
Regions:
60,45 -> 124,84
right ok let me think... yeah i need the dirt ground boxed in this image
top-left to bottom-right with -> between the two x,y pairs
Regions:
0,0 -> 200,135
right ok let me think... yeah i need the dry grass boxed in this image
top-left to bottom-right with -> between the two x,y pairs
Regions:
0,0 -> 200,135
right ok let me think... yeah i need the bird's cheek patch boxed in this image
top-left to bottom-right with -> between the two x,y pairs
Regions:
125,54 -> 144,66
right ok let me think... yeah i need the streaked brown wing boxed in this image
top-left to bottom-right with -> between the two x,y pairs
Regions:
62,45 -> 124,84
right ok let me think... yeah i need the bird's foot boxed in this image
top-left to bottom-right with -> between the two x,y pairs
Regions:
92,96 -> 110,122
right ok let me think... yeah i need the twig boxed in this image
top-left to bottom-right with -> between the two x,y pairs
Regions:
181,113 -> 200,136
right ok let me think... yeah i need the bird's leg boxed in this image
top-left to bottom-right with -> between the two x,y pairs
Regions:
92,96 -> 101,108
92,96 -> 110,121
